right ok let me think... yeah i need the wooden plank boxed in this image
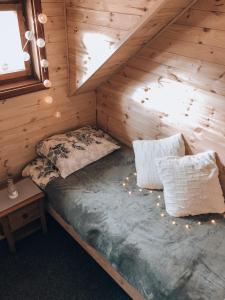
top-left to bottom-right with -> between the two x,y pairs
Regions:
73,0 -> 198,94
96,1 -> 225,193
193,0 -> 225,13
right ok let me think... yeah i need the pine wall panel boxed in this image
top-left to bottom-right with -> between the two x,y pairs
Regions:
66,0 -> 147,92
67,0 -> 198,94
0,0 -> 96,183
97,0 -> 225,192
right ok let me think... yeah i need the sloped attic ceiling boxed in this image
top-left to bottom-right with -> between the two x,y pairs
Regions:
67,0 -> 198,95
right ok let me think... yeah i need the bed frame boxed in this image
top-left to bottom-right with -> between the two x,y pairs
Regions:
47,204 -> 144,300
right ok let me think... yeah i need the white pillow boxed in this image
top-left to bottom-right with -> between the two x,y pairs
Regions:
133,134 -> 185,190
156,151 -> 225,217
36,126 -> 120,178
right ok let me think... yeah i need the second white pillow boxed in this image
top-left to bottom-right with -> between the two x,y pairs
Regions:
133,134 -> 185,190
156,151 -> 225,217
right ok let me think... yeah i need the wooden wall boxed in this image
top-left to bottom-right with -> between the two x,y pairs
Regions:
76,0 -> 199,95
0,0 -> 96,183
66,0 -> 198,94
97,0 -> 225,191
66,0 -> 147,92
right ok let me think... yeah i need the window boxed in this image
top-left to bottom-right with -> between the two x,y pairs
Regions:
0,0 -> 49,100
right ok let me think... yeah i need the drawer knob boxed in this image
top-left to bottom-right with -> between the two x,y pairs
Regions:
22,213 -> 28,219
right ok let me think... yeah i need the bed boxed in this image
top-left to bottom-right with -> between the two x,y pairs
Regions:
45,146 -> 225,300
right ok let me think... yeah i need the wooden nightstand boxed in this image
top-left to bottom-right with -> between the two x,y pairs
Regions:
0,178 -> 47,252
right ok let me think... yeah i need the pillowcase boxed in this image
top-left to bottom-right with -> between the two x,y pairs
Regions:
22,157 -> 60,190
156,151 -> 225,217
36,126 -> 120,178
133,134 -> 185,190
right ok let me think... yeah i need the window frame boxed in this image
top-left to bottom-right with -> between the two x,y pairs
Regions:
0,0 -> 49,100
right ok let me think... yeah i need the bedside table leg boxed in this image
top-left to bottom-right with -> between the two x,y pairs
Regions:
0,216 -> 16,253
39,199 -> 47,234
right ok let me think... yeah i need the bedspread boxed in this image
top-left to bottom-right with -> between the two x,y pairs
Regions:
46,146 -> 225,300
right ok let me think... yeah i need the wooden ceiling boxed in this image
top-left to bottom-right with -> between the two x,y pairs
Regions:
67,0 -> 199,95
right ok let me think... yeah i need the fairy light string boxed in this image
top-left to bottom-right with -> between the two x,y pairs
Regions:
122,172 -> 225,230
22,13 -> 62,118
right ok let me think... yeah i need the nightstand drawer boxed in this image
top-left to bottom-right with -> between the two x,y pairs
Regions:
8,202 -> 40,231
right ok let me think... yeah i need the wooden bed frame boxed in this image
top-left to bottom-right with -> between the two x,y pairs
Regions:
47,204 -> 144,300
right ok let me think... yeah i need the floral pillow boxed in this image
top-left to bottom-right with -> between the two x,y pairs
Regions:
22,157 -> 60,190
36,126 -> 120,178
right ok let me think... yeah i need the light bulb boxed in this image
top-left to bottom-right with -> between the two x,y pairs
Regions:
25,31 -> 34,41
172,221 -> 176,225
149,190 -> 153,193
157,195 -> 161,199
133,172 -> 137,176
128,191 -> 132,195
185,224 -> 190,229
156,202 -> 160,207
160,213 -> 165,217
23,52 -> 30,61
139,189 -> 142,192
54,111 -> 61,118
44,96 -> 53,104
38,13 -> 48,24
41,59 -> 49,68
211,219 -> 216,224
122,183 -> 126,187
43,79 -> 52,88
198,221 -> 202,225
126,177 -> 129,181
37,38 -> 46,48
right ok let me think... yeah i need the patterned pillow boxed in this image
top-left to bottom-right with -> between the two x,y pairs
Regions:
36,126 -> 120,178
22,157 -> 60,190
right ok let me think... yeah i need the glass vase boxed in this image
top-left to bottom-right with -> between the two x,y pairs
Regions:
7,178 -> 18,199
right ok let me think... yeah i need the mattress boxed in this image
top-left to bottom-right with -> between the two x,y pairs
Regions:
46,146 -> 225,300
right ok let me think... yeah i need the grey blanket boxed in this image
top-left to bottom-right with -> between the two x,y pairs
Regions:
46,147 -> 225,300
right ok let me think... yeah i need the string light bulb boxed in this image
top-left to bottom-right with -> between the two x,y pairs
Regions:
25,30 -> 34,41
160,213 -> 165,217
43,79 -> 52,88
128,191 -> 132,195
172,221 -> 176,225
122,183 -> 126,187
44,96 -> 53,104
211,219 -> 216,225
36,38 -> 46,48
198,221 -> 202,225
185,224 -> 190,229
54,111 -> 61,118
156,202 -> 160,207
139,188 -> 142,192
23,51 -> 30,62
38,13 -> 48,24
41,59 -> 49,68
